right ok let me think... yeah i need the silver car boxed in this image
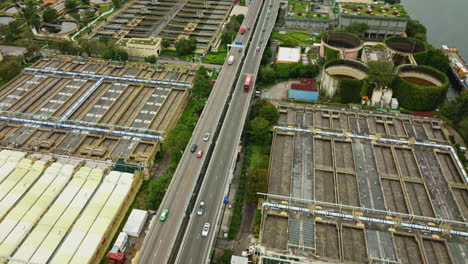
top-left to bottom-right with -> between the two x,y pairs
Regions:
197,201 -> 205,216
203,133 -> 210,141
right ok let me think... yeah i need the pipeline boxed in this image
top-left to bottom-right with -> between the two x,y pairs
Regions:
274,125 -> 467,183
261,202 -> 468,237
24,68 -> 191,88
60,78 -> 104,123
0,115 -> 162,140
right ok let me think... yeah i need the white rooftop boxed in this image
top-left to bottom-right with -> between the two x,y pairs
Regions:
276,47 -> 301,63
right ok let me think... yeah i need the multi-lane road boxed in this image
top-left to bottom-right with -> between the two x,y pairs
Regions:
137,1 -> 264,263
175,1 -> 280,263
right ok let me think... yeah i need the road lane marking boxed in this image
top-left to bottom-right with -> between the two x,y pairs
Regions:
153,239 -> 162,257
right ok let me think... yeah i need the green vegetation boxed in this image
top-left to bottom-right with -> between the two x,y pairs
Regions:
129,39 -> 156,45
367,61 -> 396,89
252,209 -> 262,237
203,45 -> 227,65
221,14 -> 244,45
228,101 -> 278,239
65,0 -> 79,10
214,250 -> 233,264
20,0 -> 40,29
288,1 -> 313,13
42,8 -> 59,23
288,12 -> 329,19
413,45 -> 450,73
259,63 -> 320,85
175,38 -> 197,56
343,22 -> 369,36
405,20 -> 427,41
392,65 -> 448,111
323,45 -> 339,60
341,3 -> 408,17
145,55 -> 157,64
0,59 -> 22,86
271,31 -> 316,45
441,90 -> 468,145
338,78 -> 362,104
161,39 -> 170,48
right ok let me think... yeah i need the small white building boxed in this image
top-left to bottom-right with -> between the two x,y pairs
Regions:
123,209 -> 148,237
276,47 -> 301,64
120,37 -> 162,61
230,255 -> 249,264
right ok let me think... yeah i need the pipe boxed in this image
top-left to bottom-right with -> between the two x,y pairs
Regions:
0,115 -> 163,140
261,202 -> 468,237
24,68 -> 191,88
60,78 -> 104,123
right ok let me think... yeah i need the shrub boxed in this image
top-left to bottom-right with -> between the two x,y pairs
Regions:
339,78 -> 362,103
324,46 -> 339,60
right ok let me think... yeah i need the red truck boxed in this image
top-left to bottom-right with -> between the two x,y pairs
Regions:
239,26 -> 246,34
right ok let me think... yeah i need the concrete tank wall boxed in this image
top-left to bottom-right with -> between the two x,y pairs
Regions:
319,32 -> 363,60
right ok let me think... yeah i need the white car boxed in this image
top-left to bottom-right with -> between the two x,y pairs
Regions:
197,201 -> 205,216
203,133 -> 210,141
201,223 -> 210,236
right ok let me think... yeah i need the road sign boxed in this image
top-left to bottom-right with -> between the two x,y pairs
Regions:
234,41 -> 242,45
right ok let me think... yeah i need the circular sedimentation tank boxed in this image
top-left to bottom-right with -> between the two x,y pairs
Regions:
41,21 -> 79,35
384,36 -> 426,54
64,7 -> 99,21
0,15 -> 15,25
320,59 -> 368,97
393,65 -> 448,110
320,32 -> 363,60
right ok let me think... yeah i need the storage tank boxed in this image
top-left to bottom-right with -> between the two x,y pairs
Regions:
320,32 -> 363,60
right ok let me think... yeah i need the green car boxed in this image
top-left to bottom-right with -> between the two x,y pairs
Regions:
160,209 -> 169,221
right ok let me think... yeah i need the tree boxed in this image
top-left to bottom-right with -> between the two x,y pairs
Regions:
339,78 -> 362,104
248,117 -> 270,144
161,39 -> 171,48
146,55 -> 157,64
20,0 -> 40,29
280,38 -> 299,47
112,0 -> 123,8
367,61 -> 395,89
259,65 -> 276,84
247,168 -> 269,203
42,8 -> 59,23
64,0 -> 78,10
406,20 -> 427,41
0,60 -> 22,83
344,22 -> 369,36
174,38 -> 197,56
441,90 -> 468,125
81,0 -> 90,4
258,103 -> 279,126
55,40 -> 81,55
0,20 -> 23,41
414,46 -> 450,73
221,30 -> 236,45
78,38 -> 106,56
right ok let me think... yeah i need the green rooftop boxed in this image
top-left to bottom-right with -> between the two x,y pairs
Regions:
287,1 -> 329,19
128,38 -> 157,45
340,3 -> 408,18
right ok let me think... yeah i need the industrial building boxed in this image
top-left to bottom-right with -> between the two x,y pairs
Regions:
284,1 -> 335,30
89,0 -> 233,53
338,3 -> 410,38
0,150 -> 140,263
257,103 -> 468,264
288,78 -> 319,101
276,47 -> 301,64
0,56 -> 193,167
119,37 -> 162,61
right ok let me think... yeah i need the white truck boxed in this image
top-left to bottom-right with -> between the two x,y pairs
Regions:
228,55 -> 235,65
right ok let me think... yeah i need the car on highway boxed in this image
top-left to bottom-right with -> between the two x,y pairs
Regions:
201,223 -> 210,236
256,46 -> 260,52
190,144 -> 197,153
196,150 -> 204,158
197,201 -> 205,216
160,209 -> 169,221
203,133 -> 210,141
